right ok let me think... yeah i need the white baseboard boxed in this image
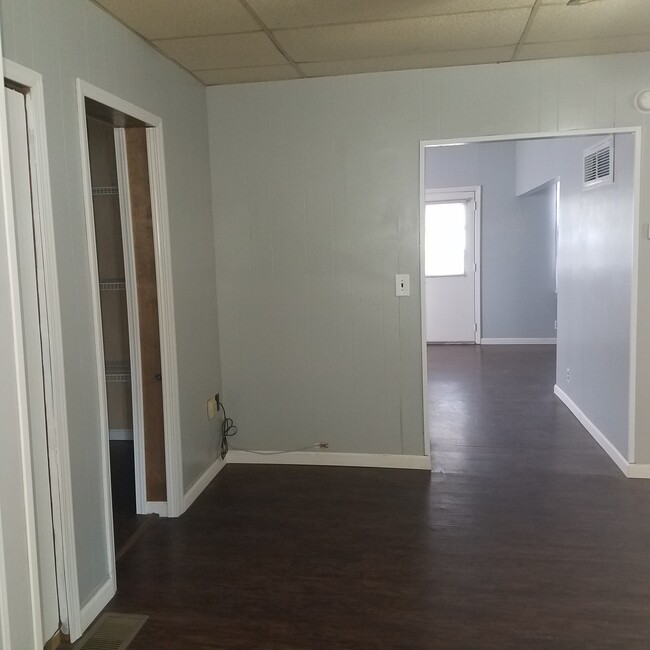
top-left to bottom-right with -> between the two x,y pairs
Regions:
227,450 -> 432,470
554,385 -> 628,476
79,576 -> 115,632
626,464 -> 650,478
481,338 -> 557,345
146,501 -> 168,517
108,428 -> 133,441
183,456 -> 226,511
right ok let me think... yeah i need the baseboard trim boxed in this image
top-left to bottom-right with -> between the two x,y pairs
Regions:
79,577 -> 115,633
108,428 -> 133,441
554,385 -> 628,476
227,450 -> 432,470
183,456 -> 227,511
481,338 -> 557,345
626,464 -> 650,479
145,501 -> 168,517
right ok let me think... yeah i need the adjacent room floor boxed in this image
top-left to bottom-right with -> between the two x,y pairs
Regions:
92,345 -> 650,648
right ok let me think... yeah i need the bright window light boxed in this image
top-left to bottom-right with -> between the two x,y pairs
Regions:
425,202 -> 467,277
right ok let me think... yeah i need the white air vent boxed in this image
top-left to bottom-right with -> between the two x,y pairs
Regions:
583,137 -> 614,189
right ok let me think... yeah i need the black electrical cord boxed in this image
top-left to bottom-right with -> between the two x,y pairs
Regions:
218,396 -> 237,459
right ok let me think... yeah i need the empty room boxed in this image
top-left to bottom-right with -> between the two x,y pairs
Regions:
3,1 -> 650,649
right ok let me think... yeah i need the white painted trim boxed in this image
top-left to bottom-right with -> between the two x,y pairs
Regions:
183,457 -> 227,512
75,80 -> 117,633
4,59 -> 82,641
146,127 -> 184,518
424,186 -> 482,344
0,505 -> 12,649
79,577 -> 115,633
114,129 -> 146,515
626,464 -> 650,479
76,80 -> 161,129
145,502 -> 169,517
108,429 -> 134,442
421,127 -> 642,149
554,385 -> 628,476
418,143 -> 429,458
627,130 -> 642,464
227,451 -> 432,470
1,82 -> 44,650
481,338 -> 557,345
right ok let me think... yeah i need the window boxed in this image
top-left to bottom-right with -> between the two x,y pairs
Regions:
425,202 -> 467,277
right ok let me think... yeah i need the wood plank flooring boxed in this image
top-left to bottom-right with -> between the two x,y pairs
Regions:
98,345 -> 650,648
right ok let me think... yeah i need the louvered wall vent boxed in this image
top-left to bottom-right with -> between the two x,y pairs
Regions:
583,137 -> 614,189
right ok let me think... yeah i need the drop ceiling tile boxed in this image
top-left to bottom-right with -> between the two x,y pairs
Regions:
526,0 -> 650,43
195,65 -> 300,85
94,0 -> 259,40
275,10 -> 530,62
248,0 -> 535,29
153,33 -> 287,71
301,46 -> 516,77
516,34 -> 650,60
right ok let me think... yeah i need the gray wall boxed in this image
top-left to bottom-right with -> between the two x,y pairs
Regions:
516,135 -> 635,457
425,141 -> 557,339
0,0 -> 222,607
208,53 -> 650,464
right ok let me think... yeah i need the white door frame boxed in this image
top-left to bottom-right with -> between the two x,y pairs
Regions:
2,59 -> 80,641
75,79 -> 183,628
419,128 -> 641,461
424,186 -> 482,345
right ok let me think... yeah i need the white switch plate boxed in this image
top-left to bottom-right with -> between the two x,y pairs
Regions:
395,274 -> 410,297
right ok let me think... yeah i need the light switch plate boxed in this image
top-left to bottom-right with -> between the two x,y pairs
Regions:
395,274 -> 410,297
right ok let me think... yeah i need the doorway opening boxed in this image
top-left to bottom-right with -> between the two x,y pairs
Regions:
84,112 -> 164,556
425,187 -> 481,344
420,131 -> 639,475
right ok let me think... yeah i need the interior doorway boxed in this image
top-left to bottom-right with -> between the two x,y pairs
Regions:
420,131 -> 638,473
84,114 -> 164,557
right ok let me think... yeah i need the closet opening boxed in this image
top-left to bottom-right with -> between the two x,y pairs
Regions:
84,100 -> 166,558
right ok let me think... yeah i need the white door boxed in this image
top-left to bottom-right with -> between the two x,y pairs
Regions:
6,85 -> 61,642
425,192 -> 479,343
0,78 -> 46,649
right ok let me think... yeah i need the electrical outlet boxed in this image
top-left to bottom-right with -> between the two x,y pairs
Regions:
554,320 -> 558,331
566,368 -> 570,383
317,442 -> 329,449
207,398 -> 218,420
215,393 -> 220,411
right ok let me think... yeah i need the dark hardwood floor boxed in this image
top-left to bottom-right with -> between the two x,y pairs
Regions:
96,345 -> 650,648
110,440 -> 156,559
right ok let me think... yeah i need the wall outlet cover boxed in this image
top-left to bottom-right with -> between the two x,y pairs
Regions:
207,398 -> 218,420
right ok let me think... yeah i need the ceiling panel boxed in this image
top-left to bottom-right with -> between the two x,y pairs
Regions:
275,10 -> 530,62
301,46 -> 516,77
516,33 -> 650,60
196,65 -> 300,85
248,0 -> 535,30
94,0 -> 259,40
526,0 -> 650,43
153,32 -> 287,71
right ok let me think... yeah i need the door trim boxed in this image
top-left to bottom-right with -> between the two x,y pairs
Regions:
3,59 -> 80,640
424,186 -> 482,345
75,79 -> 184,633
113,129 -> 146,516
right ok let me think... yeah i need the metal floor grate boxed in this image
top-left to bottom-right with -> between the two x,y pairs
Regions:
74,613 -> 148,650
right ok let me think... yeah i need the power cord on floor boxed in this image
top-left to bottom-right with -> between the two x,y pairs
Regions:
228,443 -> 328,455
217,395 -> 238,459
